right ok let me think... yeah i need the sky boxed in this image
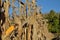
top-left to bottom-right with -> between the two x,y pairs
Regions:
9,0 -> 60,14
36,0 -> 60,13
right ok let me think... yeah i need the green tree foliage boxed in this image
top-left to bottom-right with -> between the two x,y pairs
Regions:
45,10 -> 59,33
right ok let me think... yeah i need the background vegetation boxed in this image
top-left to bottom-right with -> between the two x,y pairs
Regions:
44,10 -> 59,33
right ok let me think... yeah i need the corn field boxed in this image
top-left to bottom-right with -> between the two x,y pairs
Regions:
0,0 -> 54,40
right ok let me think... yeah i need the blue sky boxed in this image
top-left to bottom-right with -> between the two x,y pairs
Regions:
9,0 -> 60,14
37,0 -> 60,13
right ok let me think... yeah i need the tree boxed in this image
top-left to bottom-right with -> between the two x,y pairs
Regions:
45,10 -> 59,33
